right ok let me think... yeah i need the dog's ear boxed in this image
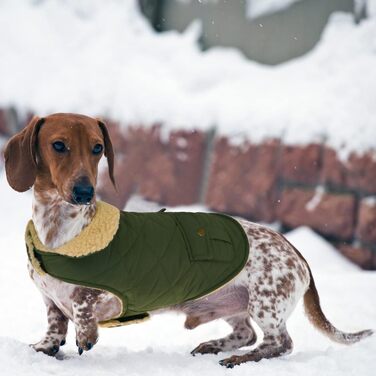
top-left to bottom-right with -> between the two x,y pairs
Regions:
4,116 -> 44,192
98,120 -> 116,189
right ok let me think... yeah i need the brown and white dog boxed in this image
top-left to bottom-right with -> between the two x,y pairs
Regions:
3,113 -> 373,368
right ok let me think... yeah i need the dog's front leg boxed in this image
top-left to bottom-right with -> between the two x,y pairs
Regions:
71,287 -> 101,355
32,296 -> 68,356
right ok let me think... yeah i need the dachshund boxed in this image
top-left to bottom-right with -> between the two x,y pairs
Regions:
3,113 -> 372,368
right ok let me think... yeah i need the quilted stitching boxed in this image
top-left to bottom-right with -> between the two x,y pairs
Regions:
30,210 -> 249,319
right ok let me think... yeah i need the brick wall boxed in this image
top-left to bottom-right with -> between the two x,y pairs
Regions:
206,140 -> 376,269
1,108 -> 375,269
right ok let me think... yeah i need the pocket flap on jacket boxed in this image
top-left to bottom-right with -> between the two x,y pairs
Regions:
174,213 -> 214,261
174,213 -> 235,262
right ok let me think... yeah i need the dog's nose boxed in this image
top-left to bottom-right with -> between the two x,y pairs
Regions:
72,184 -> 94,205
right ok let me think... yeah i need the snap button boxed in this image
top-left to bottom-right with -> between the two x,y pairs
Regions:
197,228 -> 206,237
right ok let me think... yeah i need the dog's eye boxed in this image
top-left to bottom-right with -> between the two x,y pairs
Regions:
92,144 -> 103,155
52,141 -> 67,153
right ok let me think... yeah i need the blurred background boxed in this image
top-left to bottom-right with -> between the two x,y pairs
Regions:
0,0 -> 375,269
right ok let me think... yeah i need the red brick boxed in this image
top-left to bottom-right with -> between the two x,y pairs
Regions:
280,143 -> 322,185
356,198 -> 376,244
322,147 -> 346,187
97,122 -> 206,209
337,244 -> 374,270
323,147 -> 376,194
276,188 -> 356,240
205,138 -> 280,222
0,109 -> 7,136
167,129 -> 207,205
0,108 -> 26,136
346,152 -> 376,193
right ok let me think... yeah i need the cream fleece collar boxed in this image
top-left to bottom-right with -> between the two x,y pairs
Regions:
25,201 -> 120,258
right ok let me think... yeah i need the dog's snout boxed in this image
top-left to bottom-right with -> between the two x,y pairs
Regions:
72,181 -> 94,205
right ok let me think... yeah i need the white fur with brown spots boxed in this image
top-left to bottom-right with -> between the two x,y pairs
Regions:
29,196 -> 373,367
5,113 -> 372,367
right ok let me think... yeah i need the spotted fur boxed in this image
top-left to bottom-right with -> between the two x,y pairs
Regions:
29,201 -> 372,365
30,191 -> 121,355
174,219 -> 310,367
191,314 -> 257,355
32,189 -> 95,249
31,295 -> 68,356
7,113 -> 371,366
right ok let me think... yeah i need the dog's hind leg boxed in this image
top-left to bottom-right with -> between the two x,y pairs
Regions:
218,265 -> 303,367
191,313 -> 257,355
219,324 -> 293,368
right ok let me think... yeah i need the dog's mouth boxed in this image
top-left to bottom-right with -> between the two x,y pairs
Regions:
70,196 -> 94,206
70,192 -> 95,206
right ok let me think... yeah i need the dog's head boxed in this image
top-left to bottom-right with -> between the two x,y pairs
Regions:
4,113 -> 115,205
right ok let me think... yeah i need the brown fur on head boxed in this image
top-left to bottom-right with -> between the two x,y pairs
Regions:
4,113 -> 115,205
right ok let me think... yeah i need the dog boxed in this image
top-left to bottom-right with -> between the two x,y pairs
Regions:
3,113 -> 373,368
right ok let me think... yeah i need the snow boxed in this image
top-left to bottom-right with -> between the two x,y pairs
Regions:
0,173 -> 375,375
305,186 -> 325,212
370,0 -> 376,15
363,196 -> 376,207
1,0 -> 376,159
124,194 -> 208,213
246,0 -> 303,19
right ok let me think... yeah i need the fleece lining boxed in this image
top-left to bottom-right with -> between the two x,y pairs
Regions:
26,201 -> 120,258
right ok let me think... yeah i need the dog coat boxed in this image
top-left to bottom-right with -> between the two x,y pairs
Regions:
25,202 -> 249,327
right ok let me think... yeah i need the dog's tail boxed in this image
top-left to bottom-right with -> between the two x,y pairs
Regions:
303,267 -> 373,344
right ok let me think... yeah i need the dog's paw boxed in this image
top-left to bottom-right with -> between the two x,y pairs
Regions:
219,355 -> 247,368
191,342 -> 221,356
75,329 -> 98,355
184,316 -> 202,330
219,355 -> 242,368
31,340 -> 61,356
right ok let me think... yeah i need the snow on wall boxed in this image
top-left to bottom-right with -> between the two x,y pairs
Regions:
246,0 -> 303,19
0,0 -> 375,159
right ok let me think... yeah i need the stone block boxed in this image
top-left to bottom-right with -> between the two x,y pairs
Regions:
97,122 -> 207,209
205,138 -> 280,222
337,244 -> 374,270
277,188 -> 356,240
356,197 -> 376,244
323,147 -> 376,194
280,143 -> 322,185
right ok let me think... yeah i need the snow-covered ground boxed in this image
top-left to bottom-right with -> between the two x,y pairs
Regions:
1,0 -> 376,159
0,174 -> 375,376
